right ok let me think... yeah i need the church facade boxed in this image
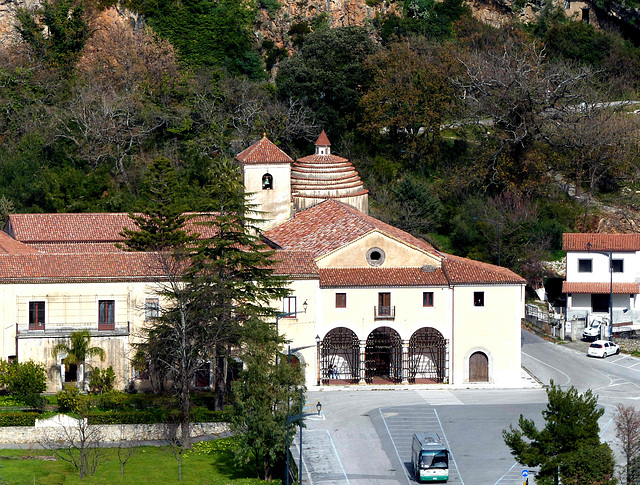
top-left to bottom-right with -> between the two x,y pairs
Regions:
239,132 -> 526,387
0,133 -> 526,391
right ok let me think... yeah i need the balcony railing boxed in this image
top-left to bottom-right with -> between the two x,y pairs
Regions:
374,305 -> 395,320
17,321 -> 130,337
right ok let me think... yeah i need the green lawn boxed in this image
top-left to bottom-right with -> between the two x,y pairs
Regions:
0,440 -> 278,485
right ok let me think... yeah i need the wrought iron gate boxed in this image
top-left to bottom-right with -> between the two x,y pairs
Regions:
320,327 -> 360,384
407,328 -> 448,383
365,326 -> 402,383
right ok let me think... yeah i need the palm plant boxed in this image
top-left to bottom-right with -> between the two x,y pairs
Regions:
52,330 -> 106,391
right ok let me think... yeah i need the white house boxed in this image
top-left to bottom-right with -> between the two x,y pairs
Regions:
563,233 -> 640,337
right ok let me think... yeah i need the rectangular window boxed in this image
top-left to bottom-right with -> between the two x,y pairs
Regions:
611,259 -> 624,273
336,293 -> 346,308
423,292 -> 434,307
578,259 -> 593,273
283,296 -> 297,317
29,301 -> 45,329
145,298 -> 160,320
98,300 -> 115,330
378,292 -> 391,316
591,294 -> 609,313
474,292 -> 485,307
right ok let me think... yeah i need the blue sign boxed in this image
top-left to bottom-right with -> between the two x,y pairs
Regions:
522,470 -> 529,478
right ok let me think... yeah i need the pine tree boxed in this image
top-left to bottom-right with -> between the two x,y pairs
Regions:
503,381 -> 616,485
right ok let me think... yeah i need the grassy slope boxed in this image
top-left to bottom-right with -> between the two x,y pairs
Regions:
0,445 -> 276,485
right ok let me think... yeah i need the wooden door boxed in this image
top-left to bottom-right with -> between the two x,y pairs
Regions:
469,352 -> 488,382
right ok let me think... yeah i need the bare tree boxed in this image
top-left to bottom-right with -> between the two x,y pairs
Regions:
40,416 -> 104,479
116,423 -> 145,477
615,404 -> 640,485
164,421 -> 185,482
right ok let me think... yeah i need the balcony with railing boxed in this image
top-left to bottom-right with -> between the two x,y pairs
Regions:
374,305 -> 395,320
15,294 -> 132,338
17,320 -> 130,337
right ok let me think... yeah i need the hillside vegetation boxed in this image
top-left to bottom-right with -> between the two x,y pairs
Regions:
1,0 -> 640,284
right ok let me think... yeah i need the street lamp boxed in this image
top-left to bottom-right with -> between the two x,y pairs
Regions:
285,387 -> 323,485
472,217 -> 502,267
586,242 -> 613,341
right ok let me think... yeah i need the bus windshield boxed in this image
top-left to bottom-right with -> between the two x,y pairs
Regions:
420,450 -> 448,469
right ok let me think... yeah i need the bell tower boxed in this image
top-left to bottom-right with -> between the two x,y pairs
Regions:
235,135 -> 293,230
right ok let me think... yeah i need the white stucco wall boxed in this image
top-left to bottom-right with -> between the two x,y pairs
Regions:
0,281 -> 163,392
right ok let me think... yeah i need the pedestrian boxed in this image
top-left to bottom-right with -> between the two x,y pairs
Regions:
328,364 -> 335,379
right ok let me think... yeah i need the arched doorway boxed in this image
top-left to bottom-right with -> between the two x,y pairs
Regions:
408,328 -> 448,383
320,327 -> 360,384
469,351 -> 489,382
365,327 -> 402,383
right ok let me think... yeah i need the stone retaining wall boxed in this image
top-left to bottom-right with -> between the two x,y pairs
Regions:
615,339 -> 640,354
0,420 -> 230,445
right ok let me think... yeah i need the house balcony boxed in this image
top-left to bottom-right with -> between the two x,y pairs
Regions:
374,306 -> 395,320
16,321 -> 130,338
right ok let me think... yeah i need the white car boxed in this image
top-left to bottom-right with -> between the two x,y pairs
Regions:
587,340 -> 620,358
582,324 -> 601,341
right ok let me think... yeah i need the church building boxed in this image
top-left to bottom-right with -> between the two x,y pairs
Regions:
237,132 -> 526,387
0,132 -> 526,391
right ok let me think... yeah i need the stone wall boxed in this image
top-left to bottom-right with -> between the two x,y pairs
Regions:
0,419 -> 230,445
615,338 -> 640,354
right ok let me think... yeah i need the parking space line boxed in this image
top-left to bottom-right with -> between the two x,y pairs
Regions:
379,407 -> 412,484
434,409 -> 464,485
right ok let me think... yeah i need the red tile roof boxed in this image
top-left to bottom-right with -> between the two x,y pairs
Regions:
563,233 -> 640,251
316,130 -> 331,146
271,251 -> 318,278
0,252 -> 165,283
562,282 -> 640,294
319,267 -> 448,287
235,135 -> 293,165
0,231 -> 39,254
7,213 -> 135,243
440,253 -> 526,285
263,199 -> 436,256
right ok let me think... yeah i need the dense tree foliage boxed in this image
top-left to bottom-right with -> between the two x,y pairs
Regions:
503,381 -> 616,485
276,27 -> 377,135
2,0 -> 640,292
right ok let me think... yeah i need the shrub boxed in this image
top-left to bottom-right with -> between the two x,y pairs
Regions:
86,409 -> 165,424
0,360 -> 46,401
21,393 -> 46,411
88,366 -> 116,394
90,389 -> 127,410
56,386 -> 84,413
0,412 -> 38,427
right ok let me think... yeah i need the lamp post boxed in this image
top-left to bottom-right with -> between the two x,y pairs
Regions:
285,387 -> 322,485
586,242 -> 614,341
275,299 -> 308,364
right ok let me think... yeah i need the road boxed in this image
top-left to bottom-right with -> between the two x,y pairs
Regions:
297,330 -> 640,485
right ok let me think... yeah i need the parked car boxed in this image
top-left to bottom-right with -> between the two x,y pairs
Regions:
582,324 -> 601,341
587,340 -> 620,358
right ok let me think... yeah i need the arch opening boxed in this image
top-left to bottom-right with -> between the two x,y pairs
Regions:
408,328 -> 448,383
469,351 -> 489,382
365,326 -> 402,383
320,327 -> 360,384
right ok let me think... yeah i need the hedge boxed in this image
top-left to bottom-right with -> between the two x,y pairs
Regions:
86,408 -> 231,425
0,412 -> 38,427
86,409 -> 166,425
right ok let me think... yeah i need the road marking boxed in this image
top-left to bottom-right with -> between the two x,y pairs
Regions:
434,408 -> 464,485
378,407 -> 412,485
522,351 -> 571,386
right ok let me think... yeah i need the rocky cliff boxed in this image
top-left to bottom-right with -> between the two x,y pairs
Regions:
1,0 -> 639,54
